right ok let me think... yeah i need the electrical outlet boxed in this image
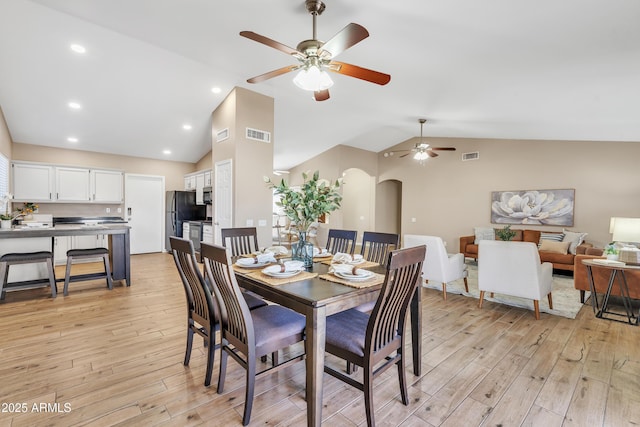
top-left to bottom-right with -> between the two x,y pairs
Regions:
258,219 -> 267,227
411,217 -> 417,223
246,219 -> 254,227
117,207 -> 122,213
106,208 -> 110,213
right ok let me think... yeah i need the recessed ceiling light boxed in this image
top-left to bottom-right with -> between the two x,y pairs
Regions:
211,87 -> 221,94
67,137 -> 78,143
163,149 -> 171,155
70,44 -> 86,54
183,124 -> 192,130
68,101 -> 82,110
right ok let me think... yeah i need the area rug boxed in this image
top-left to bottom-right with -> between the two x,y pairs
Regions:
424,262 -> 586,319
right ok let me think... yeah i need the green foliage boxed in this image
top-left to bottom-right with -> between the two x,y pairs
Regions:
265,170 -> 343,232
496,225 -> 516,241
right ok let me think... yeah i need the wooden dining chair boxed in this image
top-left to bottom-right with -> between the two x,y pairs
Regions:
360,231 -> 400,264
169,236 -> 219,387
326,229 -> 357,255
221,227 -> 259,256
201,242 -> 306,426
323,245 -> 425,427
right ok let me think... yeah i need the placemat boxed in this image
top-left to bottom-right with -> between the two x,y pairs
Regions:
246,270 -> 318,286
320,259 -> 380,270
319,272 -> 385,289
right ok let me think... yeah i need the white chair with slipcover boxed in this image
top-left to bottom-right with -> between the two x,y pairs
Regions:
478,240 -> 553,320
404,234 -> 468,300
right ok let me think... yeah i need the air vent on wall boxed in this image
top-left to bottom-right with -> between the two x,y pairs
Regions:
462,151 -> 480,161
216,128 -> 229,142
246,127 -> 271,143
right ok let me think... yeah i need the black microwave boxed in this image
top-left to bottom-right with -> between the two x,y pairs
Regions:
203,186 -> 212,204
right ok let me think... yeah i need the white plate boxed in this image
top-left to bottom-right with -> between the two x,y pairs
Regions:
347,258 -> 365,265
335,270 -> 375,281
313,252 -> 332,259
236,258 -> 269,267
262,268 -> 302,278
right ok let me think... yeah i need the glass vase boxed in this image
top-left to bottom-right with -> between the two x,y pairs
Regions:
292,230 -> 314,268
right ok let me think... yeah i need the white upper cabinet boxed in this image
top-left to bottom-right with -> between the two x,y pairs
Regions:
12,161 -> 124,204
195,173 -> 205,205
204,171 -> 212,187
56,167 -> 91,202
12,162 -> 54,201
91,169 -> 123,203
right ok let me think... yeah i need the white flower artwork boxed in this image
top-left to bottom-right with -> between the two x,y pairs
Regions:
491,189 -> 575,226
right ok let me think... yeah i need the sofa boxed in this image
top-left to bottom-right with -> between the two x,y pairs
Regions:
573,251 -> 640,303
460,228 -> 593,272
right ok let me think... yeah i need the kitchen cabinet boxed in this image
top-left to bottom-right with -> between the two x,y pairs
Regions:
204,171 -> 212,187
91,169 -> 123,203
195,173 -> 206,205
53,234 -> 109,265
56,167 -> 91,201
12,161 -> 124,204
184,175 -> 196,191
11,162 -> 54,201
202,224 -> 214,244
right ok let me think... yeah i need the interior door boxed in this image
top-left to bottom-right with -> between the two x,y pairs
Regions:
125,174 -> 165,254
214,159 -> 232,245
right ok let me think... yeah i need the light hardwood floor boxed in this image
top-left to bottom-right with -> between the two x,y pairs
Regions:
1,252 -> 639,426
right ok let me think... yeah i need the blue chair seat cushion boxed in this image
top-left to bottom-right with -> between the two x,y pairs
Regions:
67,248 -> 109,257
0,251 -> 53,262
326,309 -> 370,357
251,305 -> 305,348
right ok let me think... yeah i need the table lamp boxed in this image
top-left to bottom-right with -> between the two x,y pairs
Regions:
612,217 -> 640,264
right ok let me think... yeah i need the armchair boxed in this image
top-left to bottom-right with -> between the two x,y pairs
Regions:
404,234 -> 468,300
478,240 -> 553,319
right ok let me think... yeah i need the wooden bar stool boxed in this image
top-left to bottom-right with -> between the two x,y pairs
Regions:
63,248 -> 113,296
0,251 -> 57,299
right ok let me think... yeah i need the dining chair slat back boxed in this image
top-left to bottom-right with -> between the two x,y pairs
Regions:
360,231 -> 400,264
221,227 -> 259,257
326,229 -> 357,255
323,244 -> 426,427
169,236 -> 219,387
201,242 -> 306,426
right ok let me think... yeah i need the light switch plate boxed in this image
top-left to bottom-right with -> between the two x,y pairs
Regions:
246,219 -> 254,227
258,219 -> 267,226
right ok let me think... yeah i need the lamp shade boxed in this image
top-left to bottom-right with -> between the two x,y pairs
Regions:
612,217 -> 640,244
293,66 -> 333,92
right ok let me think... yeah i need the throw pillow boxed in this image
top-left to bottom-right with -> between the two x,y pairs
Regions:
474,227 -> 495,244
562,229 -> 588,255
539,240 -> 570,254
538,232 -> 564,248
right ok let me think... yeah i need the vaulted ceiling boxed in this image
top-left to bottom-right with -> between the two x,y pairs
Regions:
1,0 -> 639,170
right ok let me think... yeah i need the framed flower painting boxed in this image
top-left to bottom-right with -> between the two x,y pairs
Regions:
490,189 -> 575,226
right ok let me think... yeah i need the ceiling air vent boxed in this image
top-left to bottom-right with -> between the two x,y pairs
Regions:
216,128 -> 229,142
462,151 -> 480,161
246,127 -> 271,143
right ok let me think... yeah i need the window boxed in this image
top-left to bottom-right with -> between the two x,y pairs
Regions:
0,153 -> 8,215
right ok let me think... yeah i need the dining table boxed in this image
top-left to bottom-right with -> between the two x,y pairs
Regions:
234,257 -> 422,427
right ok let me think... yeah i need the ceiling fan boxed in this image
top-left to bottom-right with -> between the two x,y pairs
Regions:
240,0 -> 391,101
384,119 -> 456,161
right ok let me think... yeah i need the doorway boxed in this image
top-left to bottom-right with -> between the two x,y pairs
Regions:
125,174 -> 165,254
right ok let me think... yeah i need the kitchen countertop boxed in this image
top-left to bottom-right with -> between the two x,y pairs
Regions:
0,223 -> 130,238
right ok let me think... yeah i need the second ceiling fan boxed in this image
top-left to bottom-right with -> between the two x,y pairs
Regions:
385,119 -> 456,161
240,0 -> 391,101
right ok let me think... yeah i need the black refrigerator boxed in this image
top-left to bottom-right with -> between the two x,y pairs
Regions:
165,191 -> 206,251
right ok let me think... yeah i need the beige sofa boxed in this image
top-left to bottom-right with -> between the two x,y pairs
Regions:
460,228 -> 593,272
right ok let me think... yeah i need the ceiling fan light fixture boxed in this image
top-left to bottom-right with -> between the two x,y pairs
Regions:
414,151 -> 429,161
293,65 -> 333,91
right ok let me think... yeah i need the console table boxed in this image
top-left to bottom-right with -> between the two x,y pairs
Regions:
582,259 -> 640,325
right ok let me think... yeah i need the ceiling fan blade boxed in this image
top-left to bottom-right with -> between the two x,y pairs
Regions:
328,61 -> 391,86
431,147 -> 456,151
240,31 -> 301,57
400,153 -> 412,158
246,65 -> 299,84
318,23 -> 369,59
314,89 -> 330,101
427,150 -> 439,158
